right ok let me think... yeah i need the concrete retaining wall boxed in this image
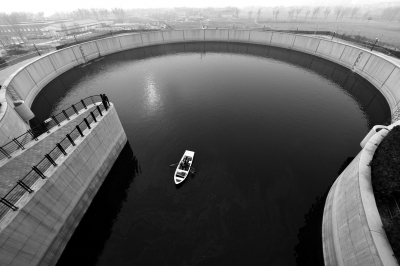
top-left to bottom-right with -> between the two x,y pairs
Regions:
3,31 -> 399,147
323,122 -> 400,266
0,104 -> 127,266
0,89 -> 28,143
1,30 -> 400,265
249,31 -> 272,45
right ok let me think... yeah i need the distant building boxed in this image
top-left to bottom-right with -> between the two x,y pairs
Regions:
202,8 -> 219,18
0,20 -> 73,44
41,19 -> 112,37
220,10 -> 235,18
174,8 -> 202,18
0,21 -> 61,43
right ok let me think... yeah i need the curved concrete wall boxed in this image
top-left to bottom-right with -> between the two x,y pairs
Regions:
2,31 -> 399,146
1,30 -> 399,265
0,104 -> 127,266
323,122 -> 400,266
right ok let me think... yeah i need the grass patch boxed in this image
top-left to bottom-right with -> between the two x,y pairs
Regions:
370,125 -> 400,262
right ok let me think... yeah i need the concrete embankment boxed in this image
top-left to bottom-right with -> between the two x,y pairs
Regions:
323,122 -> 400,266
0,103 -> 126,265
1,30 -> 400,147
1,29 -> 399,266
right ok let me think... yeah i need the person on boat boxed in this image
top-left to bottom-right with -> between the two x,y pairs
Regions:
183,157 -> 189,170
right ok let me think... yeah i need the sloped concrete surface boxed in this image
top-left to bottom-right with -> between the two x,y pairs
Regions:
0,104 -> 127,266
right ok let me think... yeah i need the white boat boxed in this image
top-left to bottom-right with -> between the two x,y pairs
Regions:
174,150 -> 195,185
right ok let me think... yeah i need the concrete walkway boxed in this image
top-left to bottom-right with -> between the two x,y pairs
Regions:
310,34 -> 400,66
0,57 -> 39,86
0,104 -> 98,196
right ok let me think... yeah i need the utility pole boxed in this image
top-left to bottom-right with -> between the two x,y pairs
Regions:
33,44 -> 41,56
371,38 -> 379,51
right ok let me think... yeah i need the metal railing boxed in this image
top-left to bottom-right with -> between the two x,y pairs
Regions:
0,95 -> 103,162
0,101 -> 108,220
55,29 -> 160,50
266,29 -> 399,59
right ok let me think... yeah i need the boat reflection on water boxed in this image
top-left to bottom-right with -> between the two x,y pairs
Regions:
55,142 -> 140,266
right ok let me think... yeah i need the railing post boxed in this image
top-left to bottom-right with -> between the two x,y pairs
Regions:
81,99 -> 87,109
52,116 -> 60,126
32,166 -> 46,179
13,138 -> 24,150
0,147 -> 11,159
66,134 -> 75,146
62,110 -> 70,121
0,198 -> 18,211
45,154 -> 57,166
42,122 -> 50,133
17,180 -> 34,193
76,126 -> 84,137
97,105 -> 103,116
90,112 -> 97,122
72,104 -> 79,115
27,129 -> 38,141
56,143 -> 67,156
84,118 -> 91,129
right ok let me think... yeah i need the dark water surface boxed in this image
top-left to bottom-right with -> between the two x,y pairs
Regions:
31,42 -> 390,265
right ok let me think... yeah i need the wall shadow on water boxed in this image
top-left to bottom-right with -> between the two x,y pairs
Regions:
55,141 -> 140,266
31,41 -> 391,129
294,156 -> 355,266
28,41 -> 392,265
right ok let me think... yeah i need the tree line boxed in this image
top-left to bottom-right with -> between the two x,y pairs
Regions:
0,12 -> 45,25
54,8 -> 127,22
250,5 -> 400,22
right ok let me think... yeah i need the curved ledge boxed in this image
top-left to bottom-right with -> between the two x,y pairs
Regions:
323,121 -> 400,266
1,30 -> 400,145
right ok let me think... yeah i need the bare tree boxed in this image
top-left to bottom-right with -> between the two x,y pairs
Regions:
340,7 -> 352,19
257,8 -> 262,22
272,9 -> 280,20
311,7 -> 321,19
91,8 -> 99,20
248,10 -> 253,20
324,7 -> 331,19
381,7 -> 400,21
98,9 -> 109,20
112,8 -> 126,22
35,12 -> 44,21
305,10 -> 310,20
288,9 -> 295,21
351,7 -> 359,19
0,13 -> 25,40
295,7 -> 302,20
234,7 -> 240,18
334,6 -> 343,20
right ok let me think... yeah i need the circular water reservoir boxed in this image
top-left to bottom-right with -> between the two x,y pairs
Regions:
31,42 -> 391,265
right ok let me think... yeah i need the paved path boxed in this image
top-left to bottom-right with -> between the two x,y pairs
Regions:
0,57 -> 39,86
0,105 -> 98,196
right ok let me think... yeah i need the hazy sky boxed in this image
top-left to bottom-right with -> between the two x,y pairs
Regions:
2,0 -> 390,16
